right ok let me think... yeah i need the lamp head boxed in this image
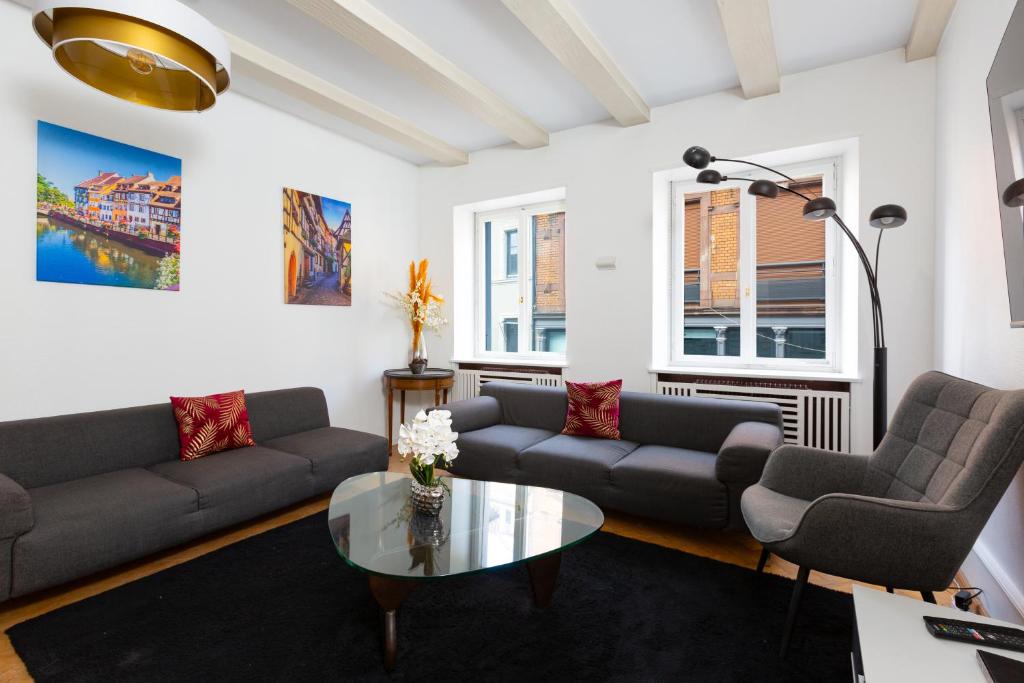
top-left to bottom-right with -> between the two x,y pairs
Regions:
869,204 -> 907,229
803,197 -> 837,221
1002,178 -> 1024,207
696,169 -> 724,184
748,179 -> 779,199
683,146 -> 713,169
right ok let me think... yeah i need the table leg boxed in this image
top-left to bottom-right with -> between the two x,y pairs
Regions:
386,385 -> 393,454
526,552 -> 562,608
443,388 -> 449,404
434,385 -> 440,407
368,575 -> 417,671
400,390 -> 406,426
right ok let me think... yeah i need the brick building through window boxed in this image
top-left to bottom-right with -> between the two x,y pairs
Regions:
479,201 -> 566,357
682,176 -> 826,359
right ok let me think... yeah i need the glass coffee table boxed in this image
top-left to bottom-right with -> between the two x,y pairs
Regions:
328,472 -> 605,670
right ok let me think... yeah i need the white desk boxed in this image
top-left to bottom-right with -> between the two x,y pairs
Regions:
853,584 -> 1024,682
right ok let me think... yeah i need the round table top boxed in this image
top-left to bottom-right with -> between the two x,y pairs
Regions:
328,472 -> 604,580
383,368 -> 455,380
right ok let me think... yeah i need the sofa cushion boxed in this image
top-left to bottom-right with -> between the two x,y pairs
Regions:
609,445 -> 728,527
453,425 -> 556,482
263,427 -> 388,493
480,383 -> 568,432
170,390 -> 256,461
740,484 -> 812,543
0,404 -> 181,489
618,392 -> 782,453
147,447 -> 313,531
11,469 -> 200,597
518,434 -> 638,495
246,388 -> 330,442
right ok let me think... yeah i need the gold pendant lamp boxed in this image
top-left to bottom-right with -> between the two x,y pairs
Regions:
32,0 -> 231,112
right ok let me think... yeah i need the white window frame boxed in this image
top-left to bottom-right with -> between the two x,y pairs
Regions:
474,200 -> 567,361
668,157 -> 841,371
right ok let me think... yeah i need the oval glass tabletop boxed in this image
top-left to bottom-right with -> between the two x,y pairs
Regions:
327,472 -> 604,580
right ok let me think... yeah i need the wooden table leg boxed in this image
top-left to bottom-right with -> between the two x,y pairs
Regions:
399,390 -> 406,426
368,575 -> 417,671
386,385 -> 393,453
434,384 -> 440,407
526,552 -> 562,608
443,388 -> 449,404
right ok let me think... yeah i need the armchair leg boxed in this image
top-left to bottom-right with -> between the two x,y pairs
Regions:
886,586 -> 894,594
756,548 -> 770,574
780,566 -> 810,658
921,591 -> 937,604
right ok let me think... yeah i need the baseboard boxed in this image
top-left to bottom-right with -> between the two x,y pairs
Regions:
963,542 -> 1024,624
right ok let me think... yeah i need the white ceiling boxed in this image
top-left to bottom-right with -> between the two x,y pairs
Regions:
184,0 -> 921,165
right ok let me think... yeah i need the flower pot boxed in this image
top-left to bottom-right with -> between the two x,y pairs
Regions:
409,479 -> 444,516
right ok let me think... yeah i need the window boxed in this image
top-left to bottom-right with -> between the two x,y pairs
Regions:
502,318 -> 519,353
505,229 -> 518,278
670,159 -> 839,369
477,200 -> 566,359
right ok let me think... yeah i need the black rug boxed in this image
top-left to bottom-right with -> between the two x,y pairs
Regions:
7,514 -> 853,682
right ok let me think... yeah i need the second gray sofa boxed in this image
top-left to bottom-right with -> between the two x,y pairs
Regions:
0,387 -> 387,602
442,382 -> 784,529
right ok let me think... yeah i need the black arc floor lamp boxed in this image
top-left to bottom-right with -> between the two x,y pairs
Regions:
682,146 -> 907,449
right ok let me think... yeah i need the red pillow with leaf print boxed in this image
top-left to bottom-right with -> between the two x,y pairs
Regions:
561,379 -> 623,440
170,390 -> 256,461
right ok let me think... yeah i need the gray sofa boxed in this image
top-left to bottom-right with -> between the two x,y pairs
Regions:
442,382 -> 784,529
0,387 -> 387,602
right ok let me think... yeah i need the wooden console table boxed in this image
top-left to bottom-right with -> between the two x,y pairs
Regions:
383,368 -> 455,451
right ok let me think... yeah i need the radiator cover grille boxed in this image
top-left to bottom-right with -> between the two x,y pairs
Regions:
453,368 -> 562,400
655,379 -> 851,452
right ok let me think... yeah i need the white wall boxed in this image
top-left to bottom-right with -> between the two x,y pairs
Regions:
0,0 -> 423,437
934,0 -> 1024,623
419,49 -> 937,454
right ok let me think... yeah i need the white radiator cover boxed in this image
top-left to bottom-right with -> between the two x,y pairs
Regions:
655,379 -> 851,453
452,368 -> 562,401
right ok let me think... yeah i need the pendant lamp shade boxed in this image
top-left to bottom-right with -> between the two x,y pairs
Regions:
32,0 -> 231,112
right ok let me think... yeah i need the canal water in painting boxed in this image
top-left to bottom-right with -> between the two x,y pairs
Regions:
37,216 -> 162,289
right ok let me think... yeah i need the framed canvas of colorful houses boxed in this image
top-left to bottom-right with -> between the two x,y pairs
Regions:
282,187 -> 352,306
36,121 -> 181,291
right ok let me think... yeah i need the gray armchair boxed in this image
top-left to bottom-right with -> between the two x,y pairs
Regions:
741,371 -> 1024,656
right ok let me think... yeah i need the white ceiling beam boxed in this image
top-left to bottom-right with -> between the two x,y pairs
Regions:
905,0 -> 957,62
226,34 -> 468,166
500,0 -> 649,127
286,0 -> 549,148
715,0 -> 780,99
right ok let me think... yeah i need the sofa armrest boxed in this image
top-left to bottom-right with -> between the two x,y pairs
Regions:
715,421 -> 784,486
759,445 -> 870,501
0,472 -> 32,539
779,493 -> 967,589
435,396 -> 502,434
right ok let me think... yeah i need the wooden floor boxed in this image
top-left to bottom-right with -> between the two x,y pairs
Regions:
0,455 -> 973,682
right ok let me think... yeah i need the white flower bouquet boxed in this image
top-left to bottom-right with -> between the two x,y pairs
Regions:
397,409 -> 459,488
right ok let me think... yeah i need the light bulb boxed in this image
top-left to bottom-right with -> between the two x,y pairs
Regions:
880,216 -> 894,225
127,48 -> 156,76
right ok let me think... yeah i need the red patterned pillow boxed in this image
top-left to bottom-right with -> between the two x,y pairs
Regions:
562,379 -> 623,440
170,390 -> 256,461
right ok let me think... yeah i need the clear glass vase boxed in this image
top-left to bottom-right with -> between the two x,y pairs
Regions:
409,332 -> 427,374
